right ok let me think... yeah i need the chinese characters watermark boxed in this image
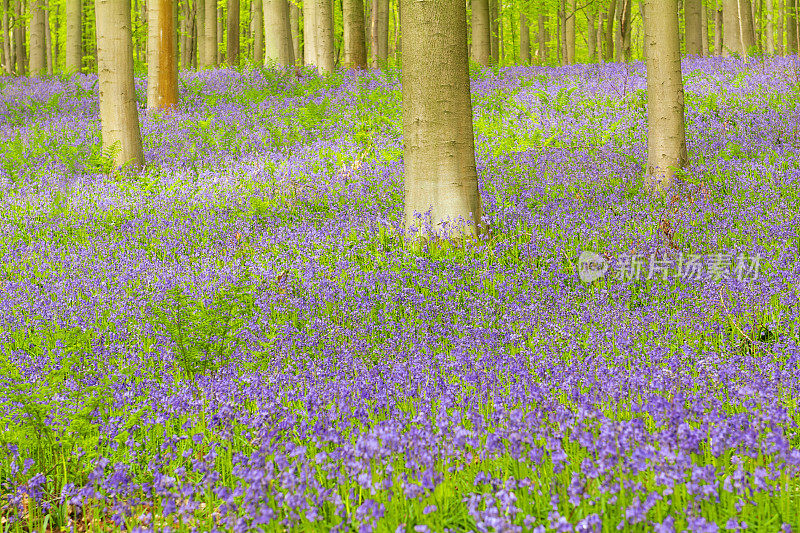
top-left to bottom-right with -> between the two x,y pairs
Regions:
577,251 -> 761,283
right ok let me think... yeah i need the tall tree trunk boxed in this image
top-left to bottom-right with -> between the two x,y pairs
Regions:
226,0 -> 238,65
520,12 -> 531,63
370,0 -> 387,66
538,14 -> 548,63
2,0 -> 11,73
686,0 -> 702,54
471,0 -> 491,64
264,0 -> 294,65
788,0 -> 797,52
343,0 -> 367,67
289,1 -> 299,62
498,0 -> 503,62
95,0 -> 144,168
644,0 -> 686,194
303,0 -> 316,64
738,0 -> 755,55
15,0 -> 26,74
29,0 -> 46,75
181,0 -> 191,67
587,9 -> 597,60
715,6 -> 723,53
766,0 -> 775,52
613,0 -> 622,61
489,0 -> 498,63
776,0 -> 783,53
400,0 -> 483,238
197,0 -> 205,65
203,0 -> 216,66
701,1 -> 710,54
148,0 -> 178,109
597,10 -> 605,61
565,0 -> 575,63
623,0 -> 632,59
723,0 -> 741,54
217,4 -> 223,63
316,0 -> 334,71
252,0 -> 263,62
604,0 -> 616,59
44,1 -> 53,74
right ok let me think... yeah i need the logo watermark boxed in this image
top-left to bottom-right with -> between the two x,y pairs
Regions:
576,251 -> 761,283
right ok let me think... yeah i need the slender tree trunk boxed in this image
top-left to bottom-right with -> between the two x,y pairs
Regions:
217,4 -> 223,63
520,12 -> 531,63
370,0 -> 387,66
400,0 -> 483,238
226,0 -> 238,65
565,0 -> 575,63
2,0 -> 11,73
623,0 -> 632,58
303,0 -> 316,64
15,0 -> 26,74
289,1 -> 299,62
723,0 -> 741,54
498,0 -> 503,62
264,0 -> 294,65
788,0 -> 797,52
29,0 -> 46,75
203,0 -> 216,66
316,0 -> 334,70
738,0 -> 755,55
197,0 -> 205,64
604,0 -> 616,59
489,0 -> 497,63
701,1 -> 710,54
777,0 -> 783,53
538,14 -> 548,63
181,0 -> 191,67
251,0 -> 263,62
471,0 -> 491,64
597,10 -> 605,61
45,2 -> 54,74
343,0 -> 367,67
587,9 -> 597,60
148,0 -> 178,109
557,0 -> 563,64
686,0 -> 702,54
644,0 -> 686,194
766,0 -> 775,51
715,6 -> 723,53
95,0 -> 144,168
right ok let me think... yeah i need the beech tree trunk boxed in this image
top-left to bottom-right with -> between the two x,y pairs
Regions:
147,0 -> 177,109
226,0 -> 238,65
765,0 -> 774,52
489,0 -> 498,63
343,0 -> 367,68
303,0 -> 316,64
44,2 -> 53,74
471,0 -> 491,65
95,0 -> 144,168
264,0 -> 294,65
604,0 -> 616,59
777,0 -> 783,54
251,0 -> 263,62
788,0 -> 798,53
203,0 -> 216,66
14,0 -> 25,75
715,6 -> 723,53
738,0 -> 755,55
597,11 -> 605,61
587,9 -> 597,60
316,0 -> 334,71
520,12 -> 531,63
538,14 -> 548,63
701,2 -> 710,54
644,0 -> 686,194
370,0 -> 388,66
289,1 -> 299,62
401,0 -> 483,239
29,0 -> 46,75
565,0 -> 575,63
2,0 -> 11,73
723,0 -> 741,54
686,0 -> 702,54
217,4 -> 223,63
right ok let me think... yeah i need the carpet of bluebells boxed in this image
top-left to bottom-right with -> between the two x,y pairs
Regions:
1,57 -> 800,532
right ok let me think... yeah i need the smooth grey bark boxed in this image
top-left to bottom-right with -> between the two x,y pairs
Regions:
264,0 -> 294,65
400,0 -> 483,238
29,0 -> 46,75
343,0 -> 367,67
315,0 -> 334,71
95,0 -> 144,168
203,0 -> 216,66
289,1 -> 299,62
644,0 -> 686,194
715,6 -> 723,53
471,0 -> 491,64
227,0 -> 239,65
686,0 -> 703,54
723,0 -> 741,54
520,12 -> 531,63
